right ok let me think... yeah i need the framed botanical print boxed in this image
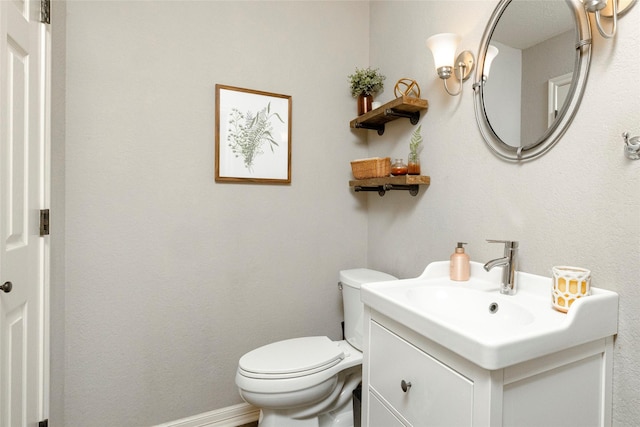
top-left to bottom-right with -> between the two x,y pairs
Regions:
215,84 -> 292,184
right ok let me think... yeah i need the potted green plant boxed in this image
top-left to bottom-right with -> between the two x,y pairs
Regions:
348,67 -> 386,115
408,125 -> 422,175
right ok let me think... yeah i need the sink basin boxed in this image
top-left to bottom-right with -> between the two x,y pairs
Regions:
404,286 -> 536,331
361,261 -> 619,370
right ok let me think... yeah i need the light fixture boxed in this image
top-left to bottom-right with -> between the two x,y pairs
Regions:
583,0 -> 618,38
472,44 -> 499,93
482,45 -> 499,80
426,33 -> 475,96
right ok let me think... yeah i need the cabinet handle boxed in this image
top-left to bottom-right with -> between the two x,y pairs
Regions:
1,281 -> 12,293
400,379 -> 412,392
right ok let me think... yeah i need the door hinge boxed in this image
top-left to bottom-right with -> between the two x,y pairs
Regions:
38,420 -> 49,427
39,209 -> 50,236
40,0 -> 50,24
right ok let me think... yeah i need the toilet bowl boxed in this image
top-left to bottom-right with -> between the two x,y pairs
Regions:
235,269 -> 397,427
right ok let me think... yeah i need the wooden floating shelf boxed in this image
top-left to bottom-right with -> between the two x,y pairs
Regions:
350,96 -> 429,135
349,175 -> 431,197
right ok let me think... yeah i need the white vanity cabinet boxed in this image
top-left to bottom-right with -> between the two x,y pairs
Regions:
362,309 -> 614,427
368,320 -> 473,426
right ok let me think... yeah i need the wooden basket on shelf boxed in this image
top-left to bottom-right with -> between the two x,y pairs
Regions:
350,157 -> 390,179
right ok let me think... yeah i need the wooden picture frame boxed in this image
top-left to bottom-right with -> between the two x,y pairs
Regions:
215,84 -> 292,184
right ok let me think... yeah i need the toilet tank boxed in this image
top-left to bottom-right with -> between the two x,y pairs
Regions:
340,268 -> 397,351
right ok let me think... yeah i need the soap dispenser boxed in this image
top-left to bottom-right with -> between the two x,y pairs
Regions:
450,242 -> 470,281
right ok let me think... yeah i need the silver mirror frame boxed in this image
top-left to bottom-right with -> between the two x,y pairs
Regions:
473,0 -> 592,161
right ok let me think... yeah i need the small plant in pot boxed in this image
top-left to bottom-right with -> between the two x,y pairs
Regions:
408,125 -> 422,175
348,67 -> 386,115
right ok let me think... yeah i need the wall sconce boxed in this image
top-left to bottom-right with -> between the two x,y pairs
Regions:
426,33 -> 475,96
583,0 -> 618,38
472,44 -> 499,93
482,45 -> 499,81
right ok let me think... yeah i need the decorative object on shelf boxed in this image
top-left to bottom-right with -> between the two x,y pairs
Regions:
390,158 -> 408,176
426,33 -> 475,97
357,94 -> 373,116
408,153 -> 420,175
394,78 -> 421,99
350,157 -> 391,179
408,125 -> 423,175
215,84 -> 292,184
348,67 -> 386,115
623,132 -> 640,160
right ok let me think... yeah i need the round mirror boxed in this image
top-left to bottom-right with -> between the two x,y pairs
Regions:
473,0 -> 591,161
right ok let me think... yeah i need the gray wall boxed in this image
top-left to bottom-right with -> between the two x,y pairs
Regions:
57,1 -> 370,425
368,2 -> 639,426
52,1 -> 640,426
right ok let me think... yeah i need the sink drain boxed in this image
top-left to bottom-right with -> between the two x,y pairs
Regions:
488,302 -> 499,314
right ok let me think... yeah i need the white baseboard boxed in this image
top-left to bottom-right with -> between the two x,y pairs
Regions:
154,402 -> 260,427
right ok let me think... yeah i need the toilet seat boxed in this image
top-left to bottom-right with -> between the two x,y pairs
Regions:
238,336 -> 345,379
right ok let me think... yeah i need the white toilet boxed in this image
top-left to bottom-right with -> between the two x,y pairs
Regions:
235,268 -> 397,427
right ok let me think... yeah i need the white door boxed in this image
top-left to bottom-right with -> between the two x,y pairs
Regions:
0,0 -> 49,426
547,72 -> 573,127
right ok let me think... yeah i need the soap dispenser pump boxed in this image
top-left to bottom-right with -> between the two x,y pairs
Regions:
450,242 -> 470,281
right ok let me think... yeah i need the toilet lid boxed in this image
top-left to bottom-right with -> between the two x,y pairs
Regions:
239,336 -> 345,379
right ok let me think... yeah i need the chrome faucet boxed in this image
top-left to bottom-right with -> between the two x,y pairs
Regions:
483,240 -> 519,295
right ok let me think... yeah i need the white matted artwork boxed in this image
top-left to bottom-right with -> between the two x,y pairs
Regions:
215,84 -> 291,184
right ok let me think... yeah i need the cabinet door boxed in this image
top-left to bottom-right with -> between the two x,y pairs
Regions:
369,322 -> 473,426
503,353 -> 604,427
369,392 -> 406,427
